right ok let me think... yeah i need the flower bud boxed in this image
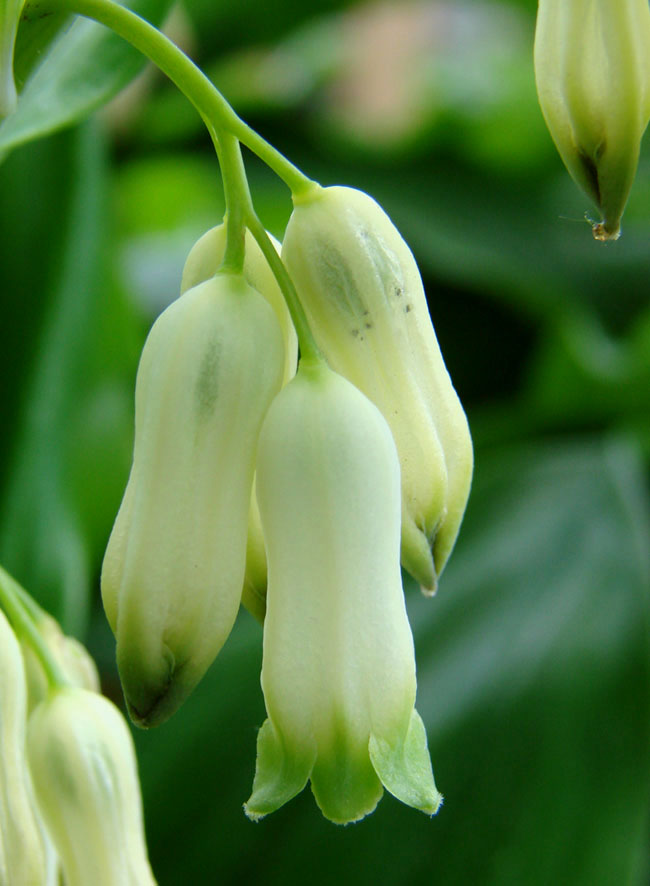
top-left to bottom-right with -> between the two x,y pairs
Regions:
22,613 -> 100,712
0,609 -> 48,886
281,184 -> 473,592
101,272 -> 284,726
0,0 -> 24,119
244,363 -> 441,824
181,225 -> 298,620
534,0 -> 650,240
27,687 -> 156,886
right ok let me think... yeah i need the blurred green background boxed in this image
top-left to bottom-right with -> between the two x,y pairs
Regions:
1,0 -> 649,883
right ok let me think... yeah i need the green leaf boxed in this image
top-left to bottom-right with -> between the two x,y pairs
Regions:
132,436 -> 650,886
0,0 -> 174,158
0,121 -> 134,635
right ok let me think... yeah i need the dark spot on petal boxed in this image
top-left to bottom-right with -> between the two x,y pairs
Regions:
577,145 -> 603,207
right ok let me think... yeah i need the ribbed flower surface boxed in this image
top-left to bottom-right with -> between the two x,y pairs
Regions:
101,273 -> 284,726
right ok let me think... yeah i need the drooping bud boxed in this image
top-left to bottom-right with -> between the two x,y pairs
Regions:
0,0 -> 24,119
282,184 -> 473,592
534,0 -> 650,240
244,362 -> 441,824
0,608 -> 49,886
181,224 -> 298,620
101,272 -> 284,726
21,613 -> 100,712
27,687 -> 156,886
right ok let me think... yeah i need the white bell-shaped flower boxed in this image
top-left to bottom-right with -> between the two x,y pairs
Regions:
245,362 -> 441,824
101,272 -> 284,726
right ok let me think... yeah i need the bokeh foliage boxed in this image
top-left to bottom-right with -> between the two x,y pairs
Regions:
0,1 -> 649,884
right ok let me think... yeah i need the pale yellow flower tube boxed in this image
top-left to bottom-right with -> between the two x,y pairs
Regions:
245,362 -> 442,824
28,688 -> 156,886
181,225 -> 298,622
101,273 -> 284,726
282,185 -> 473,592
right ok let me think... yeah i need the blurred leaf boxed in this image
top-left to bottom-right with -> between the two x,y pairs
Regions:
182,0 -> 349,56
0,122 -> 134,635
0,130 -> 75,484
112,152 -> 226,315
0,0 -> 174,158
328,160 -> 650,332
521,308 -> 650,445
12,6 -> 72,94
133,436 -> 650,886
134,0 -> 548,166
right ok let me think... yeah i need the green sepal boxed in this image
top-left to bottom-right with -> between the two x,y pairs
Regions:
369,709 -> 442,816
244,720 -> 314,821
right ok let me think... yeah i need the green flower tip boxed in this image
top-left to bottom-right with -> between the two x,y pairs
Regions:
591,221 -> 621,243
244,711 -> 442,825
535,0 -> 650,239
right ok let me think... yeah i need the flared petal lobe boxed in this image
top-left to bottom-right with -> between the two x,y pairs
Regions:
245,363 -> 441,824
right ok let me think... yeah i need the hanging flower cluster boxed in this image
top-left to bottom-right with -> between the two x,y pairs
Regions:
102,183 -> 473,823
0,579 -> 156,886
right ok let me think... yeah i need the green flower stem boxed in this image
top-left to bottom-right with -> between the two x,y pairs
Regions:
213,130 -> 247,275
245,210 -> 322,366
0,564 -> 69,691
55,0 -> 315,197
51,0 -> 324,358
206,125 -> 320,360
